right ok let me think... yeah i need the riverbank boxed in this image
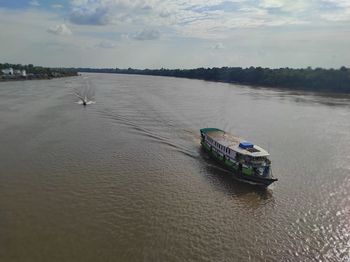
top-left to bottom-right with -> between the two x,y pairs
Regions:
0,72 -> 78,82
75,66 -> 350,94
0,62 -> 78,83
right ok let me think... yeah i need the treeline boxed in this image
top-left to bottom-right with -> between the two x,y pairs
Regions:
111,66 -> 350,93
73,67 -> 116,74
76,66 -> 350,93
5,63 -> 348,93
0,63 -> 77,77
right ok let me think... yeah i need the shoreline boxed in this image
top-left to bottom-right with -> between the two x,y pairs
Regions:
79,71 -> 350,95
0,74 -> 78,82
112,72 -> 350,94
75,66 -> 350,94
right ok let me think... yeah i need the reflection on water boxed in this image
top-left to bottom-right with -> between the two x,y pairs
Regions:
0,73 -> 349,262
245,86 -> 350,108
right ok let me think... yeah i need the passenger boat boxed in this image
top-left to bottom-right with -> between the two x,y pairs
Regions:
200,128 -> 277,186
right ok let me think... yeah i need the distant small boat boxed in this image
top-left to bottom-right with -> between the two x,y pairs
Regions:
200,128 -> 277,186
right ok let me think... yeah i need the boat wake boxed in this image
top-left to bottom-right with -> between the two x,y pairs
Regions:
97,109 -> 198,159
73,80 -> 95,106
75,100 -> 96,105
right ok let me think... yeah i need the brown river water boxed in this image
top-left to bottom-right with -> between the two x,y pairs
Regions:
0,73 -> 349,261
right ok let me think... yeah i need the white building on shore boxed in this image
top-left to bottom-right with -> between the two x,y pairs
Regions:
1,68 -> 26,77
14,69 -> 26,76
1,68 -> 14,75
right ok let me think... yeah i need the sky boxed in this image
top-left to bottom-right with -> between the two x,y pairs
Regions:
0,0 -> 350,68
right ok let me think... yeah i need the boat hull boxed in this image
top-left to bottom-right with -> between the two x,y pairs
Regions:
201,141 -> 277,187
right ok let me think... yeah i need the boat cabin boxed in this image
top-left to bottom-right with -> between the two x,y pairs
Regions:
200,128 -> 270,165
200,128 -> 277,185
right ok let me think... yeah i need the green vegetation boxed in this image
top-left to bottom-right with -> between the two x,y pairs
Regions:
75,66 -> 350,93
111,66 -> 350,93
0,63 -> 77,80
4,62 -> 349,93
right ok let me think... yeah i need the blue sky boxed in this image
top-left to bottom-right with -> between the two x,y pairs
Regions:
0,0 -> 350,68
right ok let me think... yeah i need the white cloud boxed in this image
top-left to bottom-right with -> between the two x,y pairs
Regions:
47,24 -> 73,36
132,28 -> 160,40
320,0 -> 350,21
211,42 -> 224,50
65,0 -> 317,39
69,0 -> 153,25
70,6 -> 111,25
322,0 -> 350,8
95,40 -> 118,48
259,0 -> 310,12
29,0 -> 40,6
321,11 -> 350,21
51,4 -> 63,9
2,1 -> 350,68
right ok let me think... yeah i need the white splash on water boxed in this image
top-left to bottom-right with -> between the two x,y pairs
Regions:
75,100 -> 96,105
73,79 -> 95,106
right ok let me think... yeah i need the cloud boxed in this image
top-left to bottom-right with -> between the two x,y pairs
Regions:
322,0 -> 350,8
95,40 -> 118,48
259,0 -> 310,12
70,5 -> 111,25
132,28 -> 160,40
211,42 -> 224,50
29,0 -> 40,6
64,0 -> 325,40
68,0 -> 152,25
51,4 -> 63,9
1,1 -> 350,69
320,0 -> 350,21
321,11 -> 350,21
47,24 -> 73,36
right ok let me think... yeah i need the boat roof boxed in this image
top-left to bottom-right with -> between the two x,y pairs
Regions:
200,128 -> 270,157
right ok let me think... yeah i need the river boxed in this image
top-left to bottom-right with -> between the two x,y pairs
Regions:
0,73 -> 349,261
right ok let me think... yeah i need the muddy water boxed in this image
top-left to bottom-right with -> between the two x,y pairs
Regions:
0,73 -> 349,261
